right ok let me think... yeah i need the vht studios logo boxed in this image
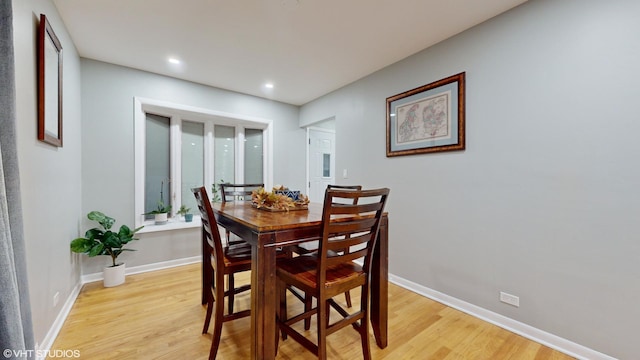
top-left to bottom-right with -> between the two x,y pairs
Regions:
3,349 -> 81,358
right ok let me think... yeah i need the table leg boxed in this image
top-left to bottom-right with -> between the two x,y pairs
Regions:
370,215 -> 389,348
250,233 -> 277,360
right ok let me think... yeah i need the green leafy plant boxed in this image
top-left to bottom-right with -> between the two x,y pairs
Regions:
144,179 -> 172,215
211,179 -> 227,203
70,211 -> 144,267
144,200 -> 172,215
177,204 -> 191,216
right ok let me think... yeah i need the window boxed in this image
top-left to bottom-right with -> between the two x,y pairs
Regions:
245,128 -> 264,183
134,98 -> 273,230
145,114 -> 170,219
322,153 -> 331,177
181,121 -> 204,216
214,125 -> 235,183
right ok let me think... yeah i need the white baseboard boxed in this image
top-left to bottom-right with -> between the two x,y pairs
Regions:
35,282 -> 83,360
80,256 -> 201,284
37,256 -> 201,360
389,274 -> 617,360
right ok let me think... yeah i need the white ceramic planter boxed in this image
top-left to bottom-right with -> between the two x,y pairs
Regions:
154,212 -> 168,225
103,263 -> 126,287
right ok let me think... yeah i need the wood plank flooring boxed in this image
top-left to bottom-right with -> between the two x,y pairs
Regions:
49,263 -> 574,359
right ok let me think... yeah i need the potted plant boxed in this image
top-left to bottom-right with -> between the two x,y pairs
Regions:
70,211 -> 143,287
144,180 -> 172,224
177,204 -> 193,222
145,200 -> 172,224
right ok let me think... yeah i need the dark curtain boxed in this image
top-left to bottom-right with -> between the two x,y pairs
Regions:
0,1 -> 35,358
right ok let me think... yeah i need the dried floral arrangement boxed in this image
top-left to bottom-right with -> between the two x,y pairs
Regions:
251,186 -> 309,211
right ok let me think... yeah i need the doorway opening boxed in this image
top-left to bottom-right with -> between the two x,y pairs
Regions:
306,119 -> 336,203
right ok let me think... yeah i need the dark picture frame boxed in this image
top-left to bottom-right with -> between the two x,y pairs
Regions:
38,14 -> 63,147
386,72 -> 465,157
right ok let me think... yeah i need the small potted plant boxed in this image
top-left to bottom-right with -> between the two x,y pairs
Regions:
70,211 -> 143,287
144,180 -> 172,224
145,200 -> 172,224
177,204 -> 193,222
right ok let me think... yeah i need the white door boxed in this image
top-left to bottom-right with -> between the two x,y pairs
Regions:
307,128 -> 335,203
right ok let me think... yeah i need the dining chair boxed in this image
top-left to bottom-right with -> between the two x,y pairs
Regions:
192,186 -> 254,360
276,187 -> 390,359
216,183 -> 264,312
218,183 -> 263,243
290,184 -> 362,329
219,183 -> 264,203
292,184 -> 362,255
291,184 -> 362,266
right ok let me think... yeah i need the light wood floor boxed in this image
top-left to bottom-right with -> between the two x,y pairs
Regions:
50,263 -> 574,359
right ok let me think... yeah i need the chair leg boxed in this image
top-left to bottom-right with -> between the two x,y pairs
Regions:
344,290 -> 352,308
326,300 -> 331,327
359,287 -> 372,360
202,281 -> 207,305
278,281 -> 289,340
202,297 -> 213,334
317,300 -> 329,360
228,273 -> 235,314
204,266 -> 217,305
276,278 -> 287,347
209,274 -> 226,360
304,294 -> 312,330
202,269 -> 215,333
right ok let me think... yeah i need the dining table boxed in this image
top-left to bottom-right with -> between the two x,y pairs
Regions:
211,201 -> 389,359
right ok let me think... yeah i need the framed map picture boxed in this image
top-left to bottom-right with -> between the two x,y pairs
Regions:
386,72 -> 465,157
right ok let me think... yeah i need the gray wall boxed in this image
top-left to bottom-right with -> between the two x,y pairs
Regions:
300,0 -> 638,358
12,0 -> 638,357
79,59 -> 304,274
12,0 -> 83,347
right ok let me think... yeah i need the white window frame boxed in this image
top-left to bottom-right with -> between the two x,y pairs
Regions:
133,97 -> 274,232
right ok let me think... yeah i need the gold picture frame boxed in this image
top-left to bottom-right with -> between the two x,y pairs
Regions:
386,72 -> 465,157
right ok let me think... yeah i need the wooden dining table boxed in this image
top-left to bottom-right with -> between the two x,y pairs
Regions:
212,201 -> 389,359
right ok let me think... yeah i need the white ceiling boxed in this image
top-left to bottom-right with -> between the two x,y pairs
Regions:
52,0 -> 526,106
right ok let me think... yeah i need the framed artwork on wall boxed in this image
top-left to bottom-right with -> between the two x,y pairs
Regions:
386,72 -> 465,157
38,14 -> 63,147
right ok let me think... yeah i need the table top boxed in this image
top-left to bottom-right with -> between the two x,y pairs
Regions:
212,202 -> 325,232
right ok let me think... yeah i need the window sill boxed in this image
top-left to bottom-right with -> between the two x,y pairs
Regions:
137,217 -> 201,234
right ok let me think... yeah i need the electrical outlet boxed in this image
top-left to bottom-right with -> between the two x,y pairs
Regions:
53,292 -> 60,307
500,291 -> 519,307
342,169 -> 348,178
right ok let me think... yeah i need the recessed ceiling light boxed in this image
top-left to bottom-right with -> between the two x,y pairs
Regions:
265,83 -> 274,89
168,58 -> 181,64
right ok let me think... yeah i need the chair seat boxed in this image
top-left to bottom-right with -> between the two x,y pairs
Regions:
225,241 -> 252,257
277,255 -> 365,295
293,240 -> 319,254
222,244 -> 253,270
224,241 -> 289,269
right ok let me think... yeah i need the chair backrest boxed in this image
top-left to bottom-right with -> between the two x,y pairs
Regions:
219,183 -> 264,203
317,188 -> 390,283
192,187 -> 225,272
327,184 -> 362,205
